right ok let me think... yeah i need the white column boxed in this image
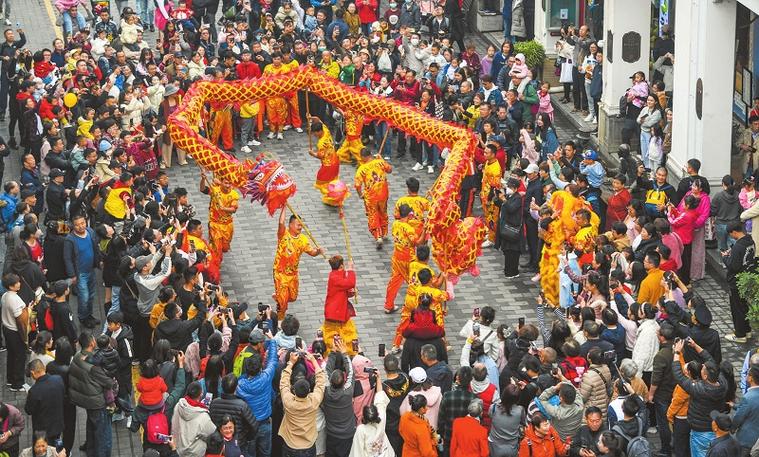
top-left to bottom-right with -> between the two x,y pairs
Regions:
669,0 -> 736,185
534,0 -> 549,50
597,0 -> 651,153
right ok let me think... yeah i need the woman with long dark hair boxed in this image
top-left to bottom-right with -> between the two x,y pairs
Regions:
497,177 -> 524,278
535,112 -> 559,162
45,337 -> 75,456
489,384 -> 524,456
350,392 -> 394,457
200,355 -> 224,400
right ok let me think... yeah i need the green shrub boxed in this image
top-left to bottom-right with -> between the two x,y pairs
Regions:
737,271 -> 759,329
514,40 -> 547,70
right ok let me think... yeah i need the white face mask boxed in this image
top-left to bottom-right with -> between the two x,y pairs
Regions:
505,187 -> 514,195
410,38 -> 419,46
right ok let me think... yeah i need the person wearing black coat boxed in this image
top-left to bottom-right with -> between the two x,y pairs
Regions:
209,374 -> 259,445
49,281 -> 78,347
672,340 -> 727,444
569,407 -> 604,457
45,169 -> 68,222
7,245 -> 45,304
523,166 -> 544,270
723,222 -> 756,342
42,222 -> 67,282
47,341 -> 76,457
25,360 -> 65,441
154,302 -> 205,352
496,178 -> 524,278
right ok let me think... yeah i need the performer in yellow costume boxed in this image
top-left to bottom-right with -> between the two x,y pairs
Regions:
538,207 -> 563,307
394,177 -> 429,238
480,145 -> 502,245
208,72 -> 234,151
384,204 -> 424,313
572,208 -> 598,267
336,110 -> 365,164
263,53 -> 292,140
273,207 -> 325,318
308,119 -> 342,206
200,173 -> 240,256
354,148 -> 393,247
394,245 -> 446,348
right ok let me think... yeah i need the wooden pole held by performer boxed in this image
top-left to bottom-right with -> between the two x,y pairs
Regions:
376,123 -> 391,158
338,208 -> 358,305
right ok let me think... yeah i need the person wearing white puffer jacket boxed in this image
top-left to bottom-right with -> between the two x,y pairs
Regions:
172,381 -> 217,457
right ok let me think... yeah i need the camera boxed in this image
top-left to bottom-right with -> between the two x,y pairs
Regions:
258,302 -> 268,312
207,284 -> 220,291
363,366 -> 378,374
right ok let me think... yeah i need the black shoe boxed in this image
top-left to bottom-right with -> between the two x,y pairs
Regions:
149,24 -> 155,32
0,113 -> 5,122
82,316 -> 100,328
79,442 -> 87,451
8,137 -> 16,150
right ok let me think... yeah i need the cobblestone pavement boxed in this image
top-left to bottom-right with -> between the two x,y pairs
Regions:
0,1 -> 750,455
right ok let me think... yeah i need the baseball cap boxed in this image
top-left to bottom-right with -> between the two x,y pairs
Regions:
694,304 -> 712,326
710,410 -> 732,431
248,328 -> 266,344
135,255 -> 153,271
409,367 -> 427,384
524,163 -> 539,174
583,150 -> 598,161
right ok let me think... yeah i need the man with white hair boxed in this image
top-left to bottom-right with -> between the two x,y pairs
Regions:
450,399 -> 489,455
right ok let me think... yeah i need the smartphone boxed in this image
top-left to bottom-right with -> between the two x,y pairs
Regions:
316,329 -> 324,339
189,239 -> 196,250
261,321 -> 270,331
472,323 -> 480,337
363,366 -> 378,373
333,334 -> 340,345
378,343 -> 386,357
295,337 -> 303,350
54,438 -> 64,453
258,302 -> 267,312
156,433 -> 172,444
518,317 -> 525,329
202,392 -> 213,407
473,307 -> 480,318
352,339 -> 359,353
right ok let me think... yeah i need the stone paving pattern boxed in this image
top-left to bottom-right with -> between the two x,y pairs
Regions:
0,1 -> 748,455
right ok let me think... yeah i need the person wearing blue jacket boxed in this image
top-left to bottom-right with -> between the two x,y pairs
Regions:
732,365 -> 759,453
236,337 -> 278,457
0,181 -> 18,230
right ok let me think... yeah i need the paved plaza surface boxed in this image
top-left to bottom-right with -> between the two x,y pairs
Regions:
0,1 -> 749,455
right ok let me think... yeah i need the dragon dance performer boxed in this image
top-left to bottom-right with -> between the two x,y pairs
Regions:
394,177 -> 429,238
200,173 -> 240,256
208,71 -> 235,152
480,144 -> 502,246
308,119 -> 342,206
273,207 -> 325,319
282,51 -> 303,133
384,204 -> 425,313
336,110 -> 365,164
321,255 -> 360,356
263,52 -> 302,140
393,245 -> 447,350
354,148 -> 393,249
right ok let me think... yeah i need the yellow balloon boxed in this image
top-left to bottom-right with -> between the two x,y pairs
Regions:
63,93 -> 78,108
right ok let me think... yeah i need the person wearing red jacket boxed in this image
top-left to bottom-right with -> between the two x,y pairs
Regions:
356,0 -> 378,34
320,255 -> 360,356
391,70 -> 421,158
450,400 -> 490,457
236,51 -> 262,80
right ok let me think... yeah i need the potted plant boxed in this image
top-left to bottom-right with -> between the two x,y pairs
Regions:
737,270 -> 759,330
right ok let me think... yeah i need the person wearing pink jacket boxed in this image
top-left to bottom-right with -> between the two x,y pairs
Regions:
54,0 -> 87,38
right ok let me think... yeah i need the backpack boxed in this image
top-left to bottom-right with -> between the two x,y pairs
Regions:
36,297 -> 55,333
644,187 -> 669,216
233,346 -> 256,378
145,408 -> 169,445
612,417 -> 652,457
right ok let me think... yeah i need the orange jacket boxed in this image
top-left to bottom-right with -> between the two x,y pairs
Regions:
518,424 -> 569,457
451,415 -> 490,457
399,412 -> 438,457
